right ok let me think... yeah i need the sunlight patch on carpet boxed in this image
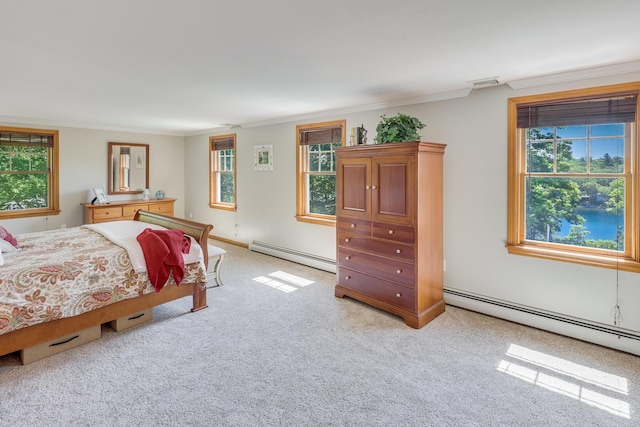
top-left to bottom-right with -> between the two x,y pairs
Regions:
252,271 -> 314,293
497,344 -> 630,419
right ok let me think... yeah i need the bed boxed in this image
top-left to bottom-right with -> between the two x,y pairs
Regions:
0,210 -> 213,360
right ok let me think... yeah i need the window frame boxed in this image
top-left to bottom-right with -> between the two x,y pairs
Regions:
507,82 -> 640,272
0,126 -> 60,219
209,133 -> 237,211
295,119 -> 346,226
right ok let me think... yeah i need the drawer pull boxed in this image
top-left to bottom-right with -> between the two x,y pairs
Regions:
365,185 -> 370,189
396,269 -> 402,274
396,249 -> 402,254
345,238 -> 350,243
345,276 -> 351,280
372,185 -> 377,190
345,256 -> 351,260
388,229 -> 394,235
350,223 -> 355,228
396,293 -> 402,298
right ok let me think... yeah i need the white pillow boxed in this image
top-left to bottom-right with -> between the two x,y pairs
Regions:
0,239 -> 17,253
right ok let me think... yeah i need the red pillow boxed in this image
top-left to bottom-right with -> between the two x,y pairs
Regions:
0,226 -> 19,249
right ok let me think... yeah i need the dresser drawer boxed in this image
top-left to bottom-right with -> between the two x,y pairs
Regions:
372,222 -> 414,244
93,206 -> 123,221
337,247 -> 414,287
338,232 -> 414,262
122,204 -> 149,219
337,217 -> 371,236
148,202 -> 173,215
337,268 -> 415,310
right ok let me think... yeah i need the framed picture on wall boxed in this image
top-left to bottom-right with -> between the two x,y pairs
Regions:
92,187 -> 109,204
254,144 -> 273,171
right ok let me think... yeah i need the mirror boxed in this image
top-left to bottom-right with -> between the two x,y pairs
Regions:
108,142 -> 149,195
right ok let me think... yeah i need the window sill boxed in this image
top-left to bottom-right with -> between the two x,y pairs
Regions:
209,203 -> 236,212
506,243 -> 640,273
295,215 -> 336,227
0,208 -> 60,220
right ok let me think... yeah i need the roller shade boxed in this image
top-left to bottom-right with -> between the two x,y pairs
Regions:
517,95 -> 637,128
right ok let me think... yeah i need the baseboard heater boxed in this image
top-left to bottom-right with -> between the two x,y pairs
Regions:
444,287 -> 640,355
249,240 -> 336,273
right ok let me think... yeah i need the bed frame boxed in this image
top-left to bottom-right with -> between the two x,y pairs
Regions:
0,210 -> 213,358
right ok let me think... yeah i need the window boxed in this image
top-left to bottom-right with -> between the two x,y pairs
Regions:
0,126 -> 59,219
209,133 -> 236,211
296,120 -> 346,225
507,82 -> 640,271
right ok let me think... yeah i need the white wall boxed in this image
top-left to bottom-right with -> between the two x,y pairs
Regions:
185,71 -> 640,352
0,123 -> 185,234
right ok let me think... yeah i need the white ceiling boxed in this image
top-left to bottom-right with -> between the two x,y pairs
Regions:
1,0 -> 640,136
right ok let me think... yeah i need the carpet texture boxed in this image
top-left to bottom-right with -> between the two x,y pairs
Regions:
1,241 -> 639,426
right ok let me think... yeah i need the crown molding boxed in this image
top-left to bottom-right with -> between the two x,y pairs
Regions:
507,60 -> 640,90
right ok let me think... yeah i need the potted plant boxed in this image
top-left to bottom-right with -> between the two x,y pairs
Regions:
374,113 -> 426,144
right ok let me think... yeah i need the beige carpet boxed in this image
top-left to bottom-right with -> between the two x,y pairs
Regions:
1,241 -> 639,426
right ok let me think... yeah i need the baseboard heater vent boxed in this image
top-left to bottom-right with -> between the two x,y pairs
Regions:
249,241 -> 336,273
444,288 -> 640,352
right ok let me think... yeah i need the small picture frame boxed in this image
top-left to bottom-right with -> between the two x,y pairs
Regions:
92,187 -> 109,204
254,144 -> 273,171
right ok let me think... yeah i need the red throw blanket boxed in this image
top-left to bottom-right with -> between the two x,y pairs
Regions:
136,228 -> 192,292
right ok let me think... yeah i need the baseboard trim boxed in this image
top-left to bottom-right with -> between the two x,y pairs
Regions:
444,287 -> 640,356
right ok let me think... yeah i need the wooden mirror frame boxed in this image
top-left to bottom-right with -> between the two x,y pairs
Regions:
107,142 -> 149,195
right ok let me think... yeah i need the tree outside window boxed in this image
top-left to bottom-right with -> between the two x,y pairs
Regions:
209,134 -> 236,211
296,120 -> 346,225
0,127 -> 59,219
507,82 -> 640,271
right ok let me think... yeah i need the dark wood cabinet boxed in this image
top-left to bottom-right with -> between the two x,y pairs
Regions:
334,142 -> 446,328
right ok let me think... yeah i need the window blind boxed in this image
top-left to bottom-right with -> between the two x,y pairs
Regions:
299,126 -> 342,145
211,136 -> 234,151
0,132 -> 54,147
517,95 -> 637,128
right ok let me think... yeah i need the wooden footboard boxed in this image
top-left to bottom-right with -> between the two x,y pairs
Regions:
0,211 -> 213,358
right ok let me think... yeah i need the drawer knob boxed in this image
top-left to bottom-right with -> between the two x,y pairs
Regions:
345,238 -> 350,243
345,276 -> 351,280
372,185 -> 377,190
396,269 -> 402,274
388,229 -> 394,235
365,185 -> 370,189
396,293 -> 402,298
396,249 -> 402,254
350,223 -> 355,228
345,256 -> 351,260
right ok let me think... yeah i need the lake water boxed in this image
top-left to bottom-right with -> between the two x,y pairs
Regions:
558,207 -> 623,241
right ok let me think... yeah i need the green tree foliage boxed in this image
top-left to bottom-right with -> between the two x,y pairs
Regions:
0,145 -> 49,210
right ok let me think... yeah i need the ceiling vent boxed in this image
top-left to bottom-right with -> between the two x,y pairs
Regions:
468,76 -> 501,89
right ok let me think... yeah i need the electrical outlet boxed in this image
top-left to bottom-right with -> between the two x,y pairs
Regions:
189,212 -> 193,219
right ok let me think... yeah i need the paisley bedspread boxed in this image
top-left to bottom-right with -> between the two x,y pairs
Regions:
0,226 -> 207,336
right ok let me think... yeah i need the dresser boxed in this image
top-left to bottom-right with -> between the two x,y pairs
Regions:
334,141 -> 446,328
82,198 -> 175,224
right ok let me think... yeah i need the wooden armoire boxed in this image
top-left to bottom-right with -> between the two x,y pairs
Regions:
334,141 -> 446,328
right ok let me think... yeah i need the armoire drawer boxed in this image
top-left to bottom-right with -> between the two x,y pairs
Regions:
337,268 -> 415,310
372,222 -> 414,244
338,232 -> 414,262
337,217 -> 371,236
337,247 -> 415,287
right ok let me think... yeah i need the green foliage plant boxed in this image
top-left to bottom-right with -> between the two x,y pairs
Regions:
374,113 -> 425,144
